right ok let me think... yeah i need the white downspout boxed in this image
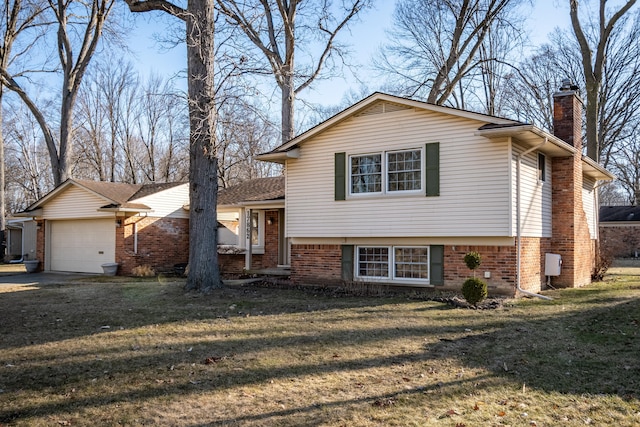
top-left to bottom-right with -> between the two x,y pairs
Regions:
133,222 -> 138,254
516,138 -> 553,300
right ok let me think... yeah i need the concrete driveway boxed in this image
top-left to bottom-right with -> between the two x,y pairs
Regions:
0,264 -> 96,286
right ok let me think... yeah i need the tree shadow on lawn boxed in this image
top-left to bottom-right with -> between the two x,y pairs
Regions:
0,279 -> 420,351
1,281 -> 638,424
425,293 -> 640,398
0,317 -> 491,423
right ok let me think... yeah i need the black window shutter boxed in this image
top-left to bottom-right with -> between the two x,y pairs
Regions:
425,143 -> 440,196
430,245 -> 444,285
341,245 -> 354,280
335,152 -> 346,201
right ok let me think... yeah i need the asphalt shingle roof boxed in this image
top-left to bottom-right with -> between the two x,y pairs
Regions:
599,206 -> 640,222
217,176 -> 285,206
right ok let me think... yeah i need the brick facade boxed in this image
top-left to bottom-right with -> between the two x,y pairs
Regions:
33,220 -> 45,272
218,209 -> 281,276
550,88 -> 594,288
290,244 -> 343,285
289,239 -> 553,295
116,216 -> 189,275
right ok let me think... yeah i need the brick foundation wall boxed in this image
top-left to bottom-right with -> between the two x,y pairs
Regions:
444,245 -> 516,294
290,244 -> 342,285
290,240 -> 549,296
599,225 -> 640,258
519,237 -> 553,293
116,216 -> 189,275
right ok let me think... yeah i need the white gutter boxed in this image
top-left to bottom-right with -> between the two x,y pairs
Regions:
516,138 -> 553,300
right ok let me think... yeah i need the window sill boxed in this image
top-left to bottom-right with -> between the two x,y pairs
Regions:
217,245 -> 265,255
354,277 -> 432,287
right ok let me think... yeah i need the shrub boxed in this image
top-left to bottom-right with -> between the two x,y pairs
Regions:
132,265 -> 155,277
463,251 -> 481,271
462,277 -> 488,306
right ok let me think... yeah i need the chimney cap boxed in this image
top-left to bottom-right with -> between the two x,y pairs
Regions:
560,78 -> 580,92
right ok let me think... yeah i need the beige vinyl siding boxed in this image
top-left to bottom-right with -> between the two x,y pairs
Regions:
511,144 -> 552,237
131,184 -> 189,218
217,210 -> 240,222
43,186 -> 115,219
582,177 -> 597,238
286,108 -> 512,238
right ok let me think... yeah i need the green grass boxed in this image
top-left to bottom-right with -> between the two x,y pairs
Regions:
0,275 -> 639,426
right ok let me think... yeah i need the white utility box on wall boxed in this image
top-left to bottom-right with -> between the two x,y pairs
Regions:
545,253 -> 562,276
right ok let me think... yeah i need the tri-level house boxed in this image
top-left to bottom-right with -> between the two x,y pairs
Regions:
257,84 -> 614,296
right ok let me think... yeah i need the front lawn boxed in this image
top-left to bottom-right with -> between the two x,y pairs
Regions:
0,275 -> 638,426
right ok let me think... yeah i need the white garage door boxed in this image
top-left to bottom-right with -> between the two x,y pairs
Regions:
49,219 -> 116,273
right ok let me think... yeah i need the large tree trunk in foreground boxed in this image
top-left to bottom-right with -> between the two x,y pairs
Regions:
125,0 -> 222,292
184,0 -> 220,292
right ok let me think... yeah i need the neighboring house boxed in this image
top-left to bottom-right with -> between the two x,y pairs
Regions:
257,86 -> 614,296
599,206 -> 640,258
215,176 -> 286,275
5,218 -> 37,262
17,179 -> 189,275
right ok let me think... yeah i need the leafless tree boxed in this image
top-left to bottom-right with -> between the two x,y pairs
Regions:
609,133 -> 640,205
215,0 -> 371,143
1,0 -> 116,186
3,102 -> 52,209
216,96 -> 279,188
0,0 -> 48,257
125,0 -> 221,292
503,13 -> 640,169
499,44 -> 573,130
569,0 -> 638,161
377,0 -> 526,108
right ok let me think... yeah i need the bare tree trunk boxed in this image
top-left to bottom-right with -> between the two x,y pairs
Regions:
184,0 -> 220,291
0,90 -> 5,260
216,0 -> 369,144
126,0 -> 222,292
569,0 -> 638,162
281,66 -> 295,142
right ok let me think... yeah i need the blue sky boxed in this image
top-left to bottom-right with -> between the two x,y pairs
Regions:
126,1 -> 571,107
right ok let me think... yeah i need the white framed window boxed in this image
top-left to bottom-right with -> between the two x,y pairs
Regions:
355,245 -> 430,283
350,153 -> 382,194
357,246 -> 390,278
387,149 -> 422,192
394,246 -> 429,280
349,148 -> 423,196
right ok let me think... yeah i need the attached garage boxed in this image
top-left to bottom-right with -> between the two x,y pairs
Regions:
17,179 -> 190,275
48,219 -> 115,273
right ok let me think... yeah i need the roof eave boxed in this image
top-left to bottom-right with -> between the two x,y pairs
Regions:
97,207 -> 153,213
475,125 -> 578,156
582,155 -> 615,181
475,125 -> 614,181
14,208 -> 43,218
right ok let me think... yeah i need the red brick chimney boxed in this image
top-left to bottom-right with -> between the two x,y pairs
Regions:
550,79 -> 593,288
553,78 -> 582,150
